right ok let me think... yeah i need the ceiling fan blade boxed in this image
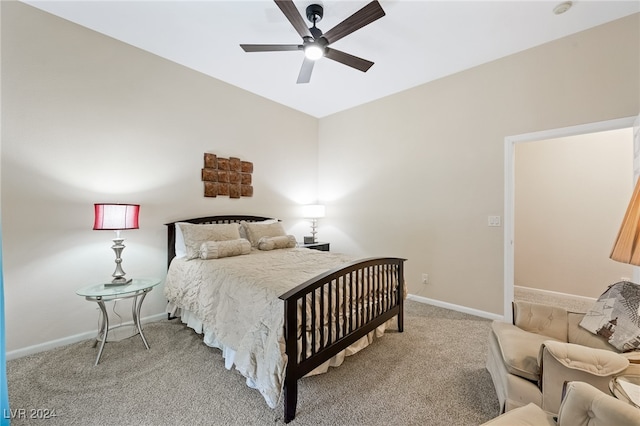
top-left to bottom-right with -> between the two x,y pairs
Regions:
240,44 -> 301,52
322,1 -> 385,45
297,57 -> 315,84
325,48 -> 374,73
274,0 -> 313,39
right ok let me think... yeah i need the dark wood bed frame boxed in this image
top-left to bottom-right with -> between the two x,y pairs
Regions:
166,215 -> 405,423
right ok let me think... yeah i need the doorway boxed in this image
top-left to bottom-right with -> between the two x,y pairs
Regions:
503,116 -> 637,322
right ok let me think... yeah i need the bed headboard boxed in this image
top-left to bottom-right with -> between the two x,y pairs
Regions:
165,215 -> 275,268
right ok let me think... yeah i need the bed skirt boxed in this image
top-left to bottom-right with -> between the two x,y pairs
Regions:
166,302 -> 393,405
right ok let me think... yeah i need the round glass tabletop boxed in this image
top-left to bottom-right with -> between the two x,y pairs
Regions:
76,277 -> 161,298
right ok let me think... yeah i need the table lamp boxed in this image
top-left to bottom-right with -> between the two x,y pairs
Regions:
93,203 -> 140,286
302,204 -> 325,243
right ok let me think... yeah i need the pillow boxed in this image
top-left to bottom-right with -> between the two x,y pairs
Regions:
241,220 -> 287,247
257,235 -> 297,251
179,222 -> 241,260
174,222 -> 188,258
579,281 -> 640,352
239,219 -> 278,240
200,239 -> 251,259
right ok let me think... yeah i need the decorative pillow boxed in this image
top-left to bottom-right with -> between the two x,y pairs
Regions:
200,239 -> 251,259
257,235 -> 297,251
179,222 -> 241,260
239,219 -> 277,240
241,220 -> 286,247
579,281 -> 640,352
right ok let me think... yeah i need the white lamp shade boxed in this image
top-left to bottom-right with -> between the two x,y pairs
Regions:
302,204 -> 325,219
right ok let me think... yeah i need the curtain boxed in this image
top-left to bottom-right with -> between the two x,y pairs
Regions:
0,222 -> 9,425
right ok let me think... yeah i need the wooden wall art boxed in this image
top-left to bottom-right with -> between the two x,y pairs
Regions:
202,153 -> 253,198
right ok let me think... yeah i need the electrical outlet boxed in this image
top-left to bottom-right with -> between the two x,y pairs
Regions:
422,273 -> 429,285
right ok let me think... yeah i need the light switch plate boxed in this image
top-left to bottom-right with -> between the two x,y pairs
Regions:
488,216 -> 501,227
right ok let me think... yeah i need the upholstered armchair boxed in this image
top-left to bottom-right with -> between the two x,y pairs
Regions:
482,381 -> 640,426
486,300 -> 640,414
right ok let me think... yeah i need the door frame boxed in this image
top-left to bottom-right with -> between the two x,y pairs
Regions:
503,116 -> 637,323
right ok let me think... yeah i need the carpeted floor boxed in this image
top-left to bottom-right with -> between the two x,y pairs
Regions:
6,300 -> 500,425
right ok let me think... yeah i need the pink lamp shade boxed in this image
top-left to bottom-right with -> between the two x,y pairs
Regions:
93,204 -> 140,231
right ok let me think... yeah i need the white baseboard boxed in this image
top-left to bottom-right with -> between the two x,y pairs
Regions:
6,312 -> 167,361
9,298 -> 503,360
407,294 -> 504,322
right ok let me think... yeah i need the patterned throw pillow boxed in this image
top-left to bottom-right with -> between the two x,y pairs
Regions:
257,235 -> 297,251
579,281 -> 640,352
179,222 -> 241,260
199,239 -> 251,259
241,221 -> 286,247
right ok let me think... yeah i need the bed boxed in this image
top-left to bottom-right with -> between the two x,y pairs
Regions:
164,215 -> 405,422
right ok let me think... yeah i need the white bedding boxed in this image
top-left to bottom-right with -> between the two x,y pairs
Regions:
164,247 -> 391,409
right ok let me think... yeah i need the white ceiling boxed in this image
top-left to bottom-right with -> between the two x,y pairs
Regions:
23,1 -> 640,118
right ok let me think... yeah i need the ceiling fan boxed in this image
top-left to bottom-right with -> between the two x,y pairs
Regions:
240,0 -> 385,84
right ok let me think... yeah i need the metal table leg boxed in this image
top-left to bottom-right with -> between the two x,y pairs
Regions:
132,289 -> 150,349
94,299 -> 109,366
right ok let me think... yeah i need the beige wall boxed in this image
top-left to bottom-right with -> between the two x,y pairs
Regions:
318,13 -> 640,315
2,2 -> 639,354
1,2 -> 318,352
515,129 -> 634,298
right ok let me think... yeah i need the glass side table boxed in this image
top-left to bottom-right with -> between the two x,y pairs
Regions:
76,277 -> 161,366
610,374 -> 640,408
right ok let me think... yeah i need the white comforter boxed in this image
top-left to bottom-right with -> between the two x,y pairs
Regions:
164,248 -> 359,408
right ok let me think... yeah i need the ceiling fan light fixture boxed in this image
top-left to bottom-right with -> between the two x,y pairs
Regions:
304,43 -> 324,60
241,0 -> 385,83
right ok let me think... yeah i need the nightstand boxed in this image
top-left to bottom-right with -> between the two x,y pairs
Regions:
299,241 -> 330,251
76,277 -> 161,365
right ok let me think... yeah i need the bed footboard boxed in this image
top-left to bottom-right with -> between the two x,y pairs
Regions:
279,257 -> 405,423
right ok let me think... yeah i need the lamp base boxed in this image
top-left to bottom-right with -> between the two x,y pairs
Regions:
107,236 -> 131,286
310,218 -> 318,243
105,277 -> 132,287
